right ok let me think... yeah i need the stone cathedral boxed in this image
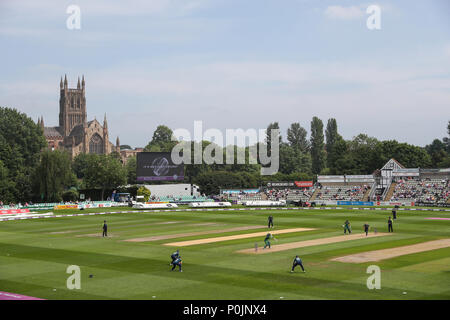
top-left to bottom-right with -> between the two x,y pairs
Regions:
38,75 -> 120,158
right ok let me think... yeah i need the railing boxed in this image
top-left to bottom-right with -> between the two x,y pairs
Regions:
368,182 -> 377,200
381,181 -> 391,200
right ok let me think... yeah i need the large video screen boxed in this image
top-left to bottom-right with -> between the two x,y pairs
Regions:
136,152 -> 184,181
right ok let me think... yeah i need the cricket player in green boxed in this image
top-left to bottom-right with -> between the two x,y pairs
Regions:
263,233 -> 274,249
343,220 -> 352,234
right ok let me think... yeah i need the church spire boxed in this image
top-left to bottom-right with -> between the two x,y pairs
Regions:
40,116 -> 44,128
103,113 -> 108,129
60,76 -> 63,89
77,77 -> 80,89
64,74 -> 68,89
116,136 -> 121,154
81,75 -> 85,90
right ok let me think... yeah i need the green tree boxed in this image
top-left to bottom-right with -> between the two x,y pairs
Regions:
325,118 -> 341,169
125,156 -> 137,184
33,150 -> 76,202
265,122 -> 281,155
378,140 -> 431,168
443,120 -> 450,152
73,153 -> 90,179
145,125 -> 177,152
83,154 -> 127,200
183,141 -> 212,183
137,186 -> 151,202
194,171 -> 257,195
438,156 -> 450,167
219,145 -> 260,174
310,117 -> 326,174
62,188 -> 79,202
110,151 -> 122,162
0,161 -> 15,203
279,143 -> 312,175
287,123 -> 309,152
325,119 -> 338,150
425,139 -> 448,168
0,107 -> 47,202
328,136 -> 349,174
347,134 -> 381,174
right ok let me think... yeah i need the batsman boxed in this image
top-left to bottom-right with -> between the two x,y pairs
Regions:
343,220 -> 352,234
263,233 -> 276,249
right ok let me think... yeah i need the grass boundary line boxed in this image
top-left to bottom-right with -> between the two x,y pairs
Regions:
1,206 -> 449,223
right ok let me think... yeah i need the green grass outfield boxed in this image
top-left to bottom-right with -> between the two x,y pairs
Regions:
0,208 -> 449,300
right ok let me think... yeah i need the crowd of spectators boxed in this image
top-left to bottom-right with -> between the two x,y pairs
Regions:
0,201 -> 33,209
152,195 -> 209,202
391,178 -> 449,203
224,191 -> 263,201
264,188 -> 313,201
315,185 -> 370,201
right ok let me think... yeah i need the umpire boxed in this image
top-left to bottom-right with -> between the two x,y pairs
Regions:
268,215 -> 274,229
291,255 -> 306,273
388,217 -> 394,233
363,223 -> 370,236
102,220 -> 108,237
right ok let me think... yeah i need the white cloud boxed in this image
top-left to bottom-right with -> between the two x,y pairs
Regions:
325,5 -> 364,20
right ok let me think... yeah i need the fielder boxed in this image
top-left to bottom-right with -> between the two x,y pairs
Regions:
291,255 -> 306,273
171,256 -> 183,272
170,249 -> 180,265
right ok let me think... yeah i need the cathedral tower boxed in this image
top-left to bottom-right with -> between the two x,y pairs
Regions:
59,74 -> 87,136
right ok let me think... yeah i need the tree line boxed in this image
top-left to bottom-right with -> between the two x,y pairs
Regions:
141,120 -> 449,195
0,106 -> 449,201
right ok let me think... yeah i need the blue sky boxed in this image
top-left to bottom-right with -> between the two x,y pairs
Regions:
0,0 -> 449,148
